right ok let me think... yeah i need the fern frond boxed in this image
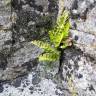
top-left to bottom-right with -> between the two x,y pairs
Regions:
57,10 -> 69,26
31,10 -> 71,62
62,19 -> 70,38
31,40 -> 51,50
39,52 -> 60,61
31,40 -> 57,52
49,11 -> 70,48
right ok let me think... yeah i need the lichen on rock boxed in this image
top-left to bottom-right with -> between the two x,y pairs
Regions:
0,0 -> 96,96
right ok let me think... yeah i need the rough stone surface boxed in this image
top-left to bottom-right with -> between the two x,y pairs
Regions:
62,46 -> 96,96
0,0 -> 96,96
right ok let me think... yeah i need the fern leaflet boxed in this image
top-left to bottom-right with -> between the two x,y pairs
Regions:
39,52 -> 60,61
49,11 -> 70,48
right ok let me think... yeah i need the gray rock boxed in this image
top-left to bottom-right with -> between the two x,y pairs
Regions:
76,6 -> 96,36
0,0 -> 96,96
66,0 -> 96,58
0,0 -> 58,81
61,46 -> 96,96
65,0 -> 96,36
70,29 -> 96,59
0,84 -> 4,93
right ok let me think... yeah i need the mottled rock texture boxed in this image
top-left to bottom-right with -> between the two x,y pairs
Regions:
0,0 -> 96,96
0,0 -> 58,81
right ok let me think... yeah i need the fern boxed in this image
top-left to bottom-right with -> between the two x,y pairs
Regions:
39,52 -> 60,61
31,40 -> 59,53
31,10 -> 71,62
49,10 -> 70,48
31,40 -> 52,51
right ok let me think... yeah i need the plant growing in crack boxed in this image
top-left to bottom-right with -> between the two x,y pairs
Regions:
31,10 -> 72,71
31,10 -> 77,96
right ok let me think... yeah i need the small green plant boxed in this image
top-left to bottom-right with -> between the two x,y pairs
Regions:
31,10 -> 71,62
31,10 -> 77,96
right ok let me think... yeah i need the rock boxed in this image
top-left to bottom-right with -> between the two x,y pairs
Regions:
0,30 -> 11,51
76,6 -> 96,36
0,0 -> 58,81
0,84 -> 4,93
0,60 -> 71,96
0,53 -> 7,70
70,29 -> 96,59
65,0 -> 96,36
62,46 -> 96,96
0,0 -> 96,96
11,0 -> 58,42
65,0 -> 96,58
64,0 -> 76,10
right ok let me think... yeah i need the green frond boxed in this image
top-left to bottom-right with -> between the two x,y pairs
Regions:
31,40 -> 57,52
62,19 -> 70,38
49,10 -> 70,48
31,40 -> 51,50
31,10 -> 71,62
57,10 -> 69,26
39,52 -> 60,61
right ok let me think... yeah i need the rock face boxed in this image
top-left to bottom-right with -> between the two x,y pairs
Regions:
0,0 -> 96,96
0,0 -> 58,81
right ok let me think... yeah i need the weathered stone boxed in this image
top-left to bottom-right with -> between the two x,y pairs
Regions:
70,29 -> 96,59
61,46 -> 96,96
0,0 -> 58,81
0,0 -> 96,96
76,6 -> 96,36
0,84 -> 4,93
66,0 -> 96,58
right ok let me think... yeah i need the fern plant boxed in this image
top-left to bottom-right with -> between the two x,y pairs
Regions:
31,10 -> 71,62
